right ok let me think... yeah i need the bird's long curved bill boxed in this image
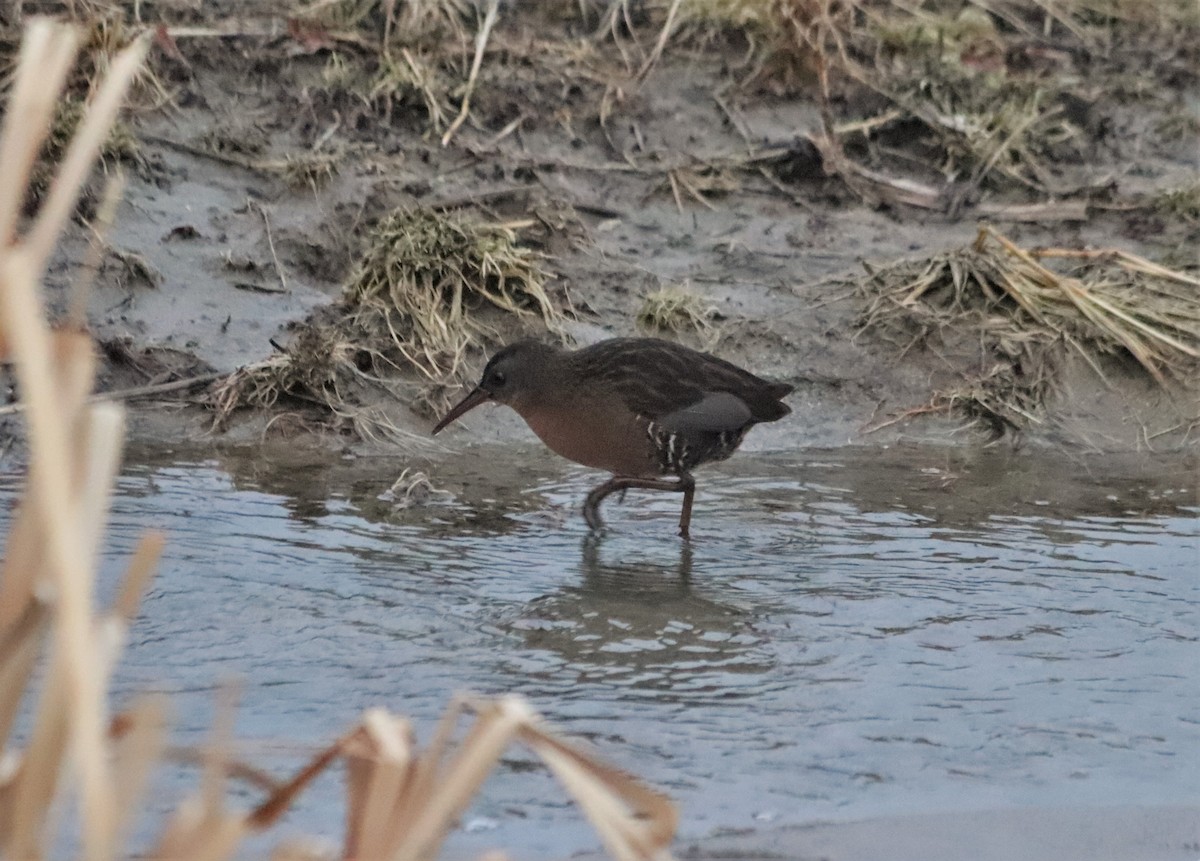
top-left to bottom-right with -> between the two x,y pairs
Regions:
432,387 -> 491,434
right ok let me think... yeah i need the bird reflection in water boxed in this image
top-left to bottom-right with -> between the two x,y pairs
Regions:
498,535 -> 775,702
578,532 -> 694,594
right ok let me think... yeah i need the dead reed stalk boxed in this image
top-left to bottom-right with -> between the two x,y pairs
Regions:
0,21 -> 675,861
858,225 -> 1200,434
0,18 -> 155,861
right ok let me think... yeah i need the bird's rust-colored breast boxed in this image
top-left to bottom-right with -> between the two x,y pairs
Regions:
514,395 -> 660,478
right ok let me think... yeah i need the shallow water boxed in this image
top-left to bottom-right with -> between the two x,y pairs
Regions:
10,444 -> 1198,856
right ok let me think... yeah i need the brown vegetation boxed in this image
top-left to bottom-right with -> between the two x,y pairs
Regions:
858,226 -> 1200,435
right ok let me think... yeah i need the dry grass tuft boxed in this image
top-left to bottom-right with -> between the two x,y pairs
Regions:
4,6 -> 169,212
343,207 -> 564,381
276,150 -> 342,191
2,5 -> 172,107
208,326 -> 370,433
319,46 -> 456,131
205,208 -> 566,433
681,0 -> 828,86
370,46 -> 455,129
205,325 -> 435,443
869,71 -> 1080,198
319,47 -> 453,130
302,0 -> 496,136
76,8 -> 172,105
636,283 -> 720,348
859,225 -> 1200,435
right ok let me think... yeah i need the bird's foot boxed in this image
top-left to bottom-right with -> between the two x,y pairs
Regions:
583,473 -> 695,537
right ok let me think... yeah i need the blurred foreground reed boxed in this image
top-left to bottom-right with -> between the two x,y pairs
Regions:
0,19 -> 676,861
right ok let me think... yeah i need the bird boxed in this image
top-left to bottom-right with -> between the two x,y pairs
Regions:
432,337 -> 792,538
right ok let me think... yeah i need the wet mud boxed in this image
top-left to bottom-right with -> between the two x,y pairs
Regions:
18,0 -> 1197,454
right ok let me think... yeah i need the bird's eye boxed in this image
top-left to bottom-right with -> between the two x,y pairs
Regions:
491,370 -> 506,386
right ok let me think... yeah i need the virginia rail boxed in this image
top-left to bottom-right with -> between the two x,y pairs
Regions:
432,337 -> 792,537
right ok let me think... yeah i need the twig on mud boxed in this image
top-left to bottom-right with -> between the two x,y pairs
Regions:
232,280 -> 289,295
483,113 -> 527,148
810,132 -> 945,209
755,166 -> 816,211
712,90 -> 755,155
252,201 -> 289,293
832,109 -> 905,138
427,184 -> 538,211
975,200 -> 1089,222
637,0 -> 682,82
461,143 -> 805,190
102,372 -> 225,400
141,133 -> 263,171
0,372 -> 224,417
311,117 -> 342,152
808,131 -> 1091,221
662,169 -> 719,211
860,399 -> 944,434
158,21 -> 291,40
1146,415 -> 1200,444
665,171 -> 684,213
142,134 -> 336,189
441,0 -> 501,147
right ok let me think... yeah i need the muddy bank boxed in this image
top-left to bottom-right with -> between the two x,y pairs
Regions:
6,0 -> 1192,456
4,7 -> 1199,860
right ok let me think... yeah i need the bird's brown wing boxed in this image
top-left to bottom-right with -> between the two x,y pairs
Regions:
574,338 -> 790,428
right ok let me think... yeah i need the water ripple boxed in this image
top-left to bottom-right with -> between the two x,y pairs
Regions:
6,445 -> 1195,855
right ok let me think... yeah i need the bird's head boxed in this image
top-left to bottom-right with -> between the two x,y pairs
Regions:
432,340 -> 562,434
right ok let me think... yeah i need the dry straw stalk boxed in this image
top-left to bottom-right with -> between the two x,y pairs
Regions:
0,17 -> 676,861
0,20 -> 151,861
